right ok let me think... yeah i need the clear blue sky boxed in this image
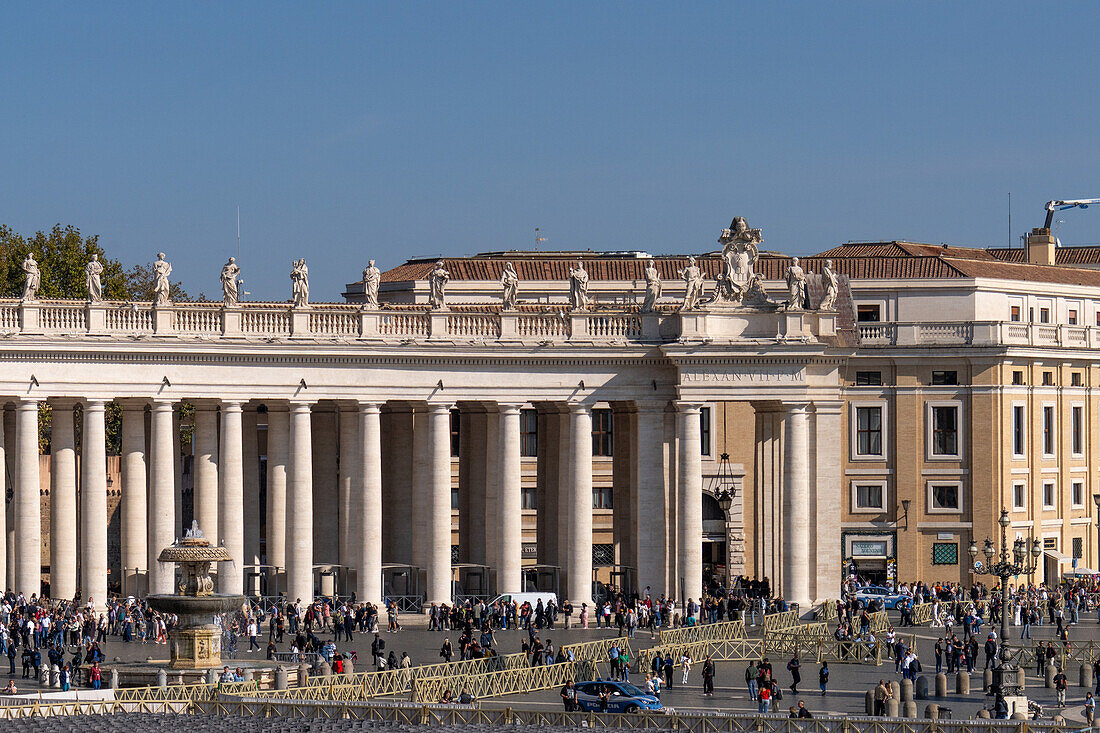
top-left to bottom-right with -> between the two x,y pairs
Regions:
3,2 -> 1099,301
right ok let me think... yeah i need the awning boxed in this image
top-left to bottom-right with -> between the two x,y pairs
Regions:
1044,550 -> 1072,564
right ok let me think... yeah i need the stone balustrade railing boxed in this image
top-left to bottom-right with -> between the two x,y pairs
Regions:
0,299 -> 838,344
857,320 -> 1100,349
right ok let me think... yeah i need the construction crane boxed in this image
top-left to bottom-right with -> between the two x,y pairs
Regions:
1045,198 -> 1100,228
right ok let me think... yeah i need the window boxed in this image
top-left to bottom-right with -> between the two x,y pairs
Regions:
1072,406 -> 1083,455
520,409 -> 538,457
1096,311 -> 1100,327
700,407 -> 712,457
592,485 -> 613,509
1010,305 -> 1021,322
856,371 -> 883,386
1044,537 -> 1058,550
450,409 -> 460,457
1074,537 -> 1084,560
932,370 -> 958,386
929,482 -> 962,512
1012,482 -> 1026,510
857,305 -> 881,322
1073,372 -> 1083,387
592,544 -> 615,565
451,487 -> 459,510
521,485 -> 536,510
1043,481 -> 1055,510
591,409 -> 613,457
851,481 -> 887,512
854,406 -> 884,457
930,405 -> 959,457
931,543 -> 959,565
1072,481 -> 1084,507
1069,309 -> 1079,325
1040,307 -> 1050,323
1042,371 -> 1054,386
1042,405 -> 1056,455
1012,371 -> 1025,385
1012,405 -> 1026,457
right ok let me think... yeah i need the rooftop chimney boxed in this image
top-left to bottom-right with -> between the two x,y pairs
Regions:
1026,227 -> 1056,266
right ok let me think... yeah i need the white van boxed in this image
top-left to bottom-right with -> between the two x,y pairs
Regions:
488,592 -> 558,608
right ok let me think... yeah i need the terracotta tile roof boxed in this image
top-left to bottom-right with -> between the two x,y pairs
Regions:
987,246 -> 1100,266
813,241 -> 997,260
941,257 -> 1100,287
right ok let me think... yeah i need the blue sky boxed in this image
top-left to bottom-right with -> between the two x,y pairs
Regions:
3,2 -> 1099,301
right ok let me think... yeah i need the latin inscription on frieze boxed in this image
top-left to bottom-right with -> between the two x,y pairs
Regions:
681,367 -> 806,383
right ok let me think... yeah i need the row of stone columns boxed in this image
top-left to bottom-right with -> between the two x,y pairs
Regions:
1,395 -> 794,611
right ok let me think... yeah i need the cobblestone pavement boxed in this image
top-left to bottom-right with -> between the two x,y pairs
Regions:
8,612 -> 1100,722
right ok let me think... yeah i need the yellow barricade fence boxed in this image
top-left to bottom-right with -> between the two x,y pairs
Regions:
910,603 -> 934,625
762,610 -> 799,634
868,611 -> 889,634
410,659 -> 597,702
817,599 -> 838,623
561,636 -> 632,663
658,619 -> 745,645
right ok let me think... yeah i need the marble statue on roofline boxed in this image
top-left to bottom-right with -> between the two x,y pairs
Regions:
500,262 -> 519,310
153,252 -> 172,306
785,257 -> 809,310
714,216 -> 762,305
641,258 -> 661,313
85,254 -> 103,303
21,254 -> 40,301
291,258 -> 309,307
362,259 -> 381,308
819,259 -> 839,310
678,256 -> 704,311
221,257 -> 240,306
568,261 -> 589,311
429,260 -> 450,309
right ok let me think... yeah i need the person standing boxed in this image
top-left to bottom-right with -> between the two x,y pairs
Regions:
1054,668 -> 1068,708
702,655 -> 715,696
745,661 -> 758,701
818,662 -> 829,696
787,655 -> 801,694
758,682 -> 772,714
1086,692 -> 1096,726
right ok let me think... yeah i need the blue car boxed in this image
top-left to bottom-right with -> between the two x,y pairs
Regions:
851,586 -> 907,610
574,680 -> 663,713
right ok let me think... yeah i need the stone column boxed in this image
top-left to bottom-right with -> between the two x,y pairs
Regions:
81,400 -> 108,606
287,402 -> 314,604
311,407 -> 339,564
49,400 -> 78,600
149,401 -> 176,595
426,403 -> 453,605
612,403 -> 637,570
338,405 -> 360,571
265,404 -> 289,578
15,399 -> 41,598
120,402 -> 147,597
410,405 -> 429,570
497,404 -> 523,593
753,405 -> 784,589
811,402 -> 843,604
193,402 -> 220,543
555,406 -> 572,577
3,409 -> 12,591
173,410 -> 185,539
358,402 -> 383,605
782,402 -> 812,610
0,406 -> 6,588
567,404 -> 593,608
635,401 -> 668,598
242,407 -> 261,570
676,402 -> 703,605
218,401 -> 244,594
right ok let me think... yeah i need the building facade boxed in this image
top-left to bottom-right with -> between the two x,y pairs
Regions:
3,225 -> 1098,608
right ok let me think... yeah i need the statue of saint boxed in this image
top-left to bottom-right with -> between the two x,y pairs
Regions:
679,256 -> 705,311
743,274 -> 774,307
291,258 -> 310,307
429,260 -> 450,309
153,252 -> 172,306
641,258 -> 662,313
362,259 -> 381,308
21,254 -> 40,301
819,259 -> 839,310
568,261 -> 590,311
85,254 -> 103,303
220,257 -> 240,306
785,256 -> 808,309
500,262 -> 519,310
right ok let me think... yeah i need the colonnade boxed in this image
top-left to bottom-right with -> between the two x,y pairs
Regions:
0,395 -> 835,610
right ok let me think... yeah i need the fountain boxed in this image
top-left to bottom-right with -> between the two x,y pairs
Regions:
147,522 -> 245,669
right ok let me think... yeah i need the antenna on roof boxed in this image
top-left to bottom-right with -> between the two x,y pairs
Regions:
534,227 -> 548,250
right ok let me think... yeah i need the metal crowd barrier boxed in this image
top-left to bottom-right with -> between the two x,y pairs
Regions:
658,619 -> 745,645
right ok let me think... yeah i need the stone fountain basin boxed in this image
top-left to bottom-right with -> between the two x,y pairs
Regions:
146,594 -> 245,621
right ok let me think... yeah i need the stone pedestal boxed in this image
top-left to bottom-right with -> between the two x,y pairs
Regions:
170,624 -> 222,669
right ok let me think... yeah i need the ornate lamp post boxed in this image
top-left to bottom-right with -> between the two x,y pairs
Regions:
713,453 -> 737,586
968,508 -> 1041,697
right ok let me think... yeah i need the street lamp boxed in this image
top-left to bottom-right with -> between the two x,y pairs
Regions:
970,507 -> 1042,697
711,453 -> 737,585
